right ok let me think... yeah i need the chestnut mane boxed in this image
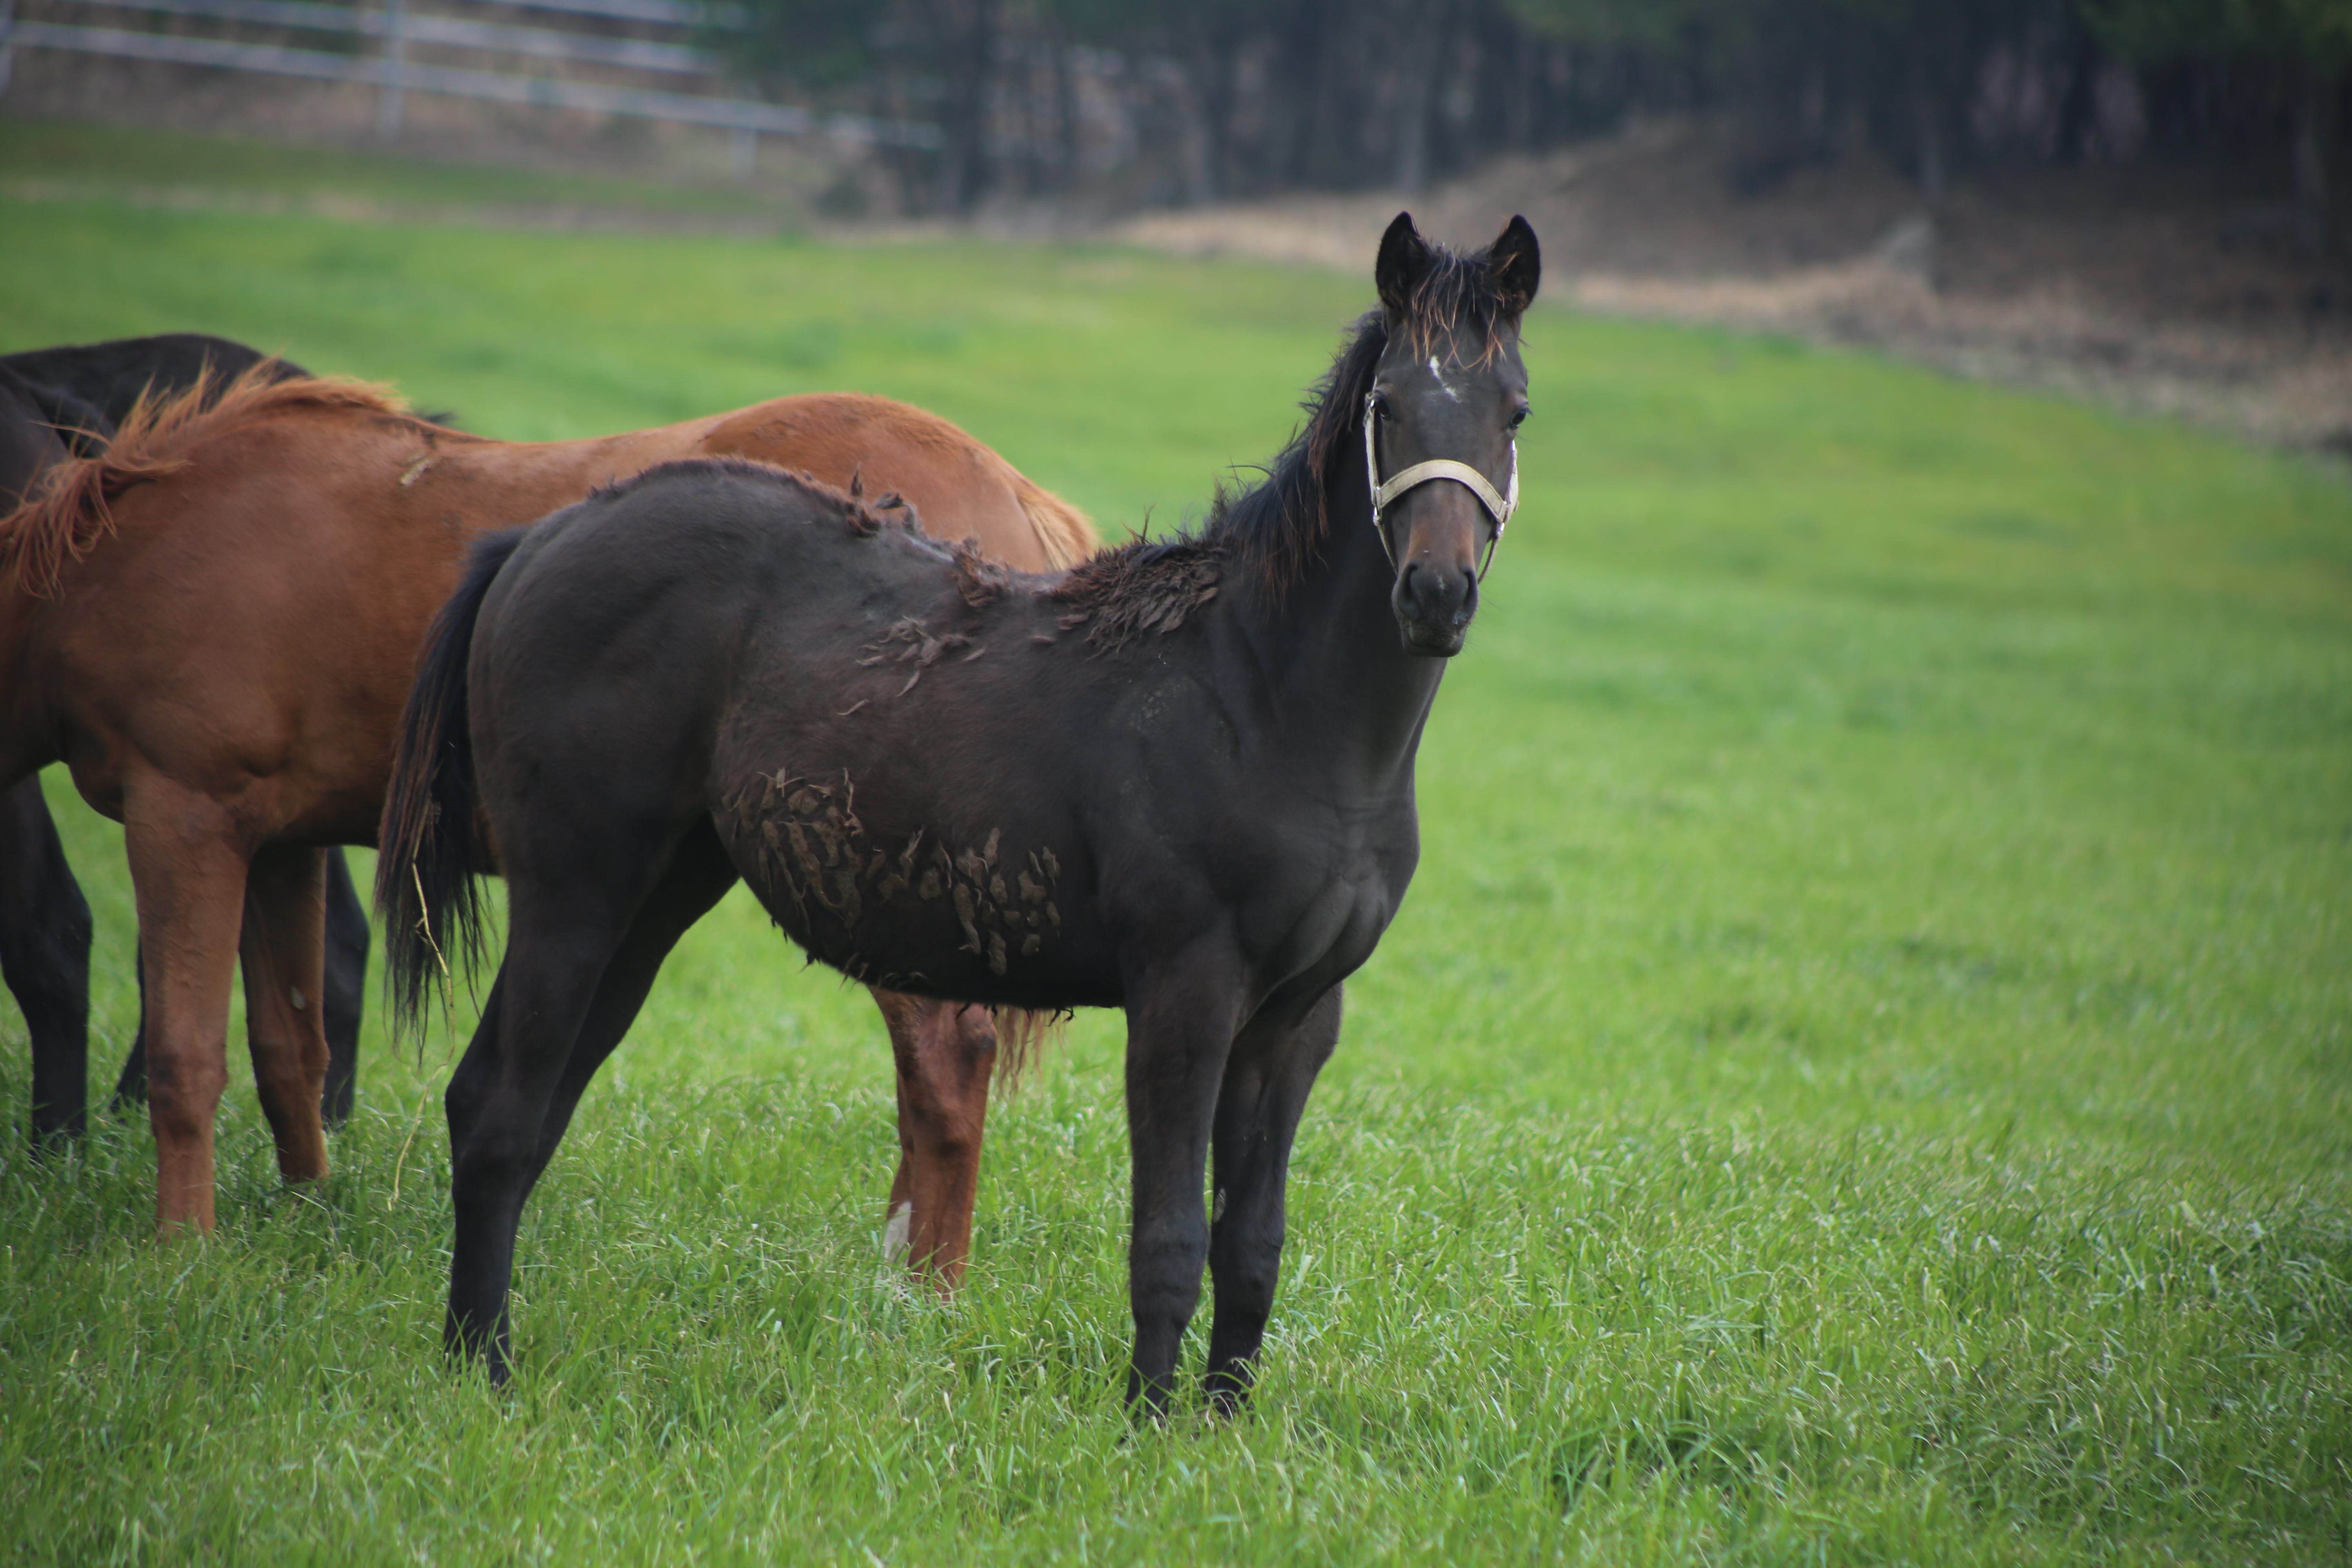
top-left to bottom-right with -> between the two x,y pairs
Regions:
0,363 -> 413,598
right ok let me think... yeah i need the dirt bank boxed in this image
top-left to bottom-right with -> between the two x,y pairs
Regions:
1116,122 -> 2352,454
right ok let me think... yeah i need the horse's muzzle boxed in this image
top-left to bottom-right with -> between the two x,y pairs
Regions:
1394,560 -> 1476,657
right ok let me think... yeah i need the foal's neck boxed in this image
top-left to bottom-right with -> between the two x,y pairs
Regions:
1243,458 -> 1447,780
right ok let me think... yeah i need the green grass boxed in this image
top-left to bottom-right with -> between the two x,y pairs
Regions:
1,122 -> 2348,1563
0,118 -> 799,225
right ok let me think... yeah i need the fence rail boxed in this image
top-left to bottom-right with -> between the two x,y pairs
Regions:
0,0 -> 938,158
441,0 -> 741,27
67,0 -> 726,74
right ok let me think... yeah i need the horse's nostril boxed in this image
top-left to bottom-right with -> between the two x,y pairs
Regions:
1403,563 -> 1471,615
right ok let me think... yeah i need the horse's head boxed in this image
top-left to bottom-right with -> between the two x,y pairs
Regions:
1367,212 -> 1539,657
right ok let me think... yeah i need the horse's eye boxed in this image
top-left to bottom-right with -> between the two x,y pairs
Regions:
1371,394 -> 1393,422
1508,405 -> 1530,430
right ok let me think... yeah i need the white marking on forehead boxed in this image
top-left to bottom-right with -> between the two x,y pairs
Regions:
1427,354 -> 1462,402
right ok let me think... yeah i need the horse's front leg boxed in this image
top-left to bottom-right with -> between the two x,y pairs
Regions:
874,989 -> 995,1290
1204,984 -> 1343,1414
1123,942 -> 1248,1416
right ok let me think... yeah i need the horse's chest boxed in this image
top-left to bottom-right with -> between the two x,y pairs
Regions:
1231,814 -> 1415,989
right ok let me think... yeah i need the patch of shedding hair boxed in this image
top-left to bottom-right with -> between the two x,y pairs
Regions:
946,537 -> 1017,606
1052,541 -> 1222,652
0,362 -> 414,598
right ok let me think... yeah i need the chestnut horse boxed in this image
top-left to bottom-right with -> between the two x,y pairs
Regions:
0,373 -> 1094,1268
0,335 -> 373,1147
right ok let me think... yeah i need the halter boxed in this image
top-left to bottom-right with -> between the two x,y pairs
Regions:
1363,392 -> 1519,582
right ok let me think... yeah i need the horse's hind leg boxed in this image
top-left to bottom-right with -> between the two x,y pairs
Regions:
236,843 -> 331,1185
522,820 -> 737,1187
875,991 -> 995,1290
116,849 -> 369,1127
445,921 -> 611,1377
0,777 -> 93,1149
319,850 -> 368,1127
443,826 -> 734,1217
444,823 -> 728,1382
121,782 -> 249,1233
1201,984 -> 1343,1413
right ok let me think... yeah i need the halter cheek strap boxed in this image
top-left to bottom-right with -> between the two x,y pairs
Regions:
1363,394 -> 1519,581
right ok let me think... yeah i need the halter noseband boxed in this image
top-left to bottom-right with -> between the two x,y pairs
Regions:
1363,392 -> 1519,582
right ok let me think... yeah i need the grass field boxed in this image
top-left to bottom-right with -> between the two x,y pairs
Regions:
0,120 -> 2348,1564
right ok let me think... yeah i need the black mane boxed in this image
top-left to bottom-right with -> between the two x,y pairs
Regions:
1203,311 -> 1389,597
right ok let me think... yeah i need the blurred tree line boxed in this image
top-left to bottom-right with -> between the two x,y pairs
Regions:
724,0 -> 2352,247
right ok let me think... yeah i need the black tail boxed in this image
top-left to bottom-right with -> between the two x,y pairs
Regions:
377,528 -> 527,1032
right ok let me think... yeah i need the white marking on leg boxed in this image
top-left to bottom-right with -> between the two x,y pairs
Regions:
288,985 -> 307,1012
883,1200 -> 913,1265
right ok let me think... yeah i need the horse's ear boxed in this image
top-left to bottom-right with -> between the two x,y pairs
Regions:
1488,215 -> 1541,315
1376,212 -> 1432,318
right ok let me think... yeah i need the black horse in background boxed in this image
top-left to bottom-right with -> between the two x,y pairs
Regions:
378,213 -> 1538,1409
0,365 -> 87,1149
0,335 -> 372,1147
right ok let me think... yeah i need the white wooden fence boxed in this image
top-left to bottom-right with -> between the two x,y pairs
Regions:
0,0 -> 940,168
